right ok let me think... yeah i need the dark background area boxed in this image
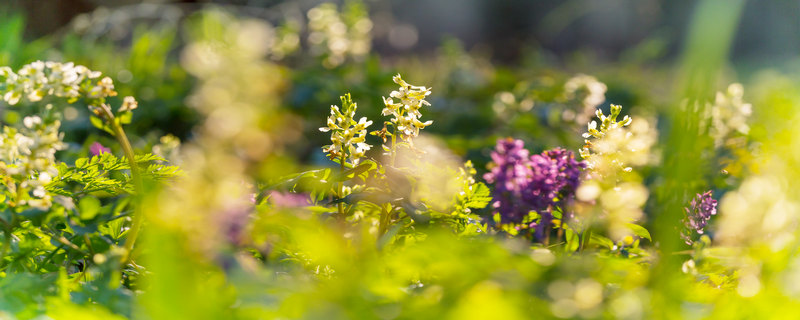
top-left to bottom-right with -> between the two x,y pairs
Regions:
8,0 -> 800,66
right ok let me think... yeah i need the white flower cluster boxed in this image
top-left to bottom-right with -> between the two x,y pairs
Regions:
576,105 -> 657,240
579,104 -> 657,175
0,115 -> 65,210
0,60 -> 139,116
382,74 -> 433,142
706,83 -> 752,148
320,93 -> 373,166
0,61 -> 112,105
563,74 -> 607,124
307,2 -> 372,68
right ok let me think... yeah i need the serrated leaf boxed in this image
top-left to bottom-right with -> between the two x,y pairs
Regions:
465,182 -> 492,209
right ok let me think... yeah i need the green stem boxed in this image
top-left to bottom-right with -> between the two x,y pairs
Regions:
544,223 -> 551,247
381,124 -> 399,238
390,132 -> 397,167
0,216 -> 11,262
579,229 -> 592,252
99,105 -> 143,262
338,153 -> 345,220
378,203 -> 390,236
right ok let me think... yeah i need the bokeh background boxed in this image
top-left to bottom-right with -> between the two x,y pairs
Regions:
4,0 -> 800,319
15,0 -> 800,64
7,0 -> 794,167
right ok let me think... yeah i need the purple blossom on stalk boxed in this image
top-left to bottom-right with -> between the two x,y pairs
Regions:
483,138 -> 533,224
89,142 -> 110,156
484,139 -> 586,239
681,191 -> 717,245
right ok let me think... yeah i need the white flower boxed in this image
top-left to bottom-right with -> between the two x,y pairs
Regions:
382,74 -> 433,142
119,96 -> 138,112
0,61 -> 118,107
320,93 -> 372,166
23,116 -> 42,129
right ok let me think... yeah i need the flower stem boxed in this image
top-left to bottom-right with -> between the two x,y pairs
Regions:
378,204 -> 389,236
390,131 -> 397,167
381,125 -> 399,238
579,229 -> 592,252
98,105 -> 143,262
0,216 -> 11,261
338,153 -> 345,220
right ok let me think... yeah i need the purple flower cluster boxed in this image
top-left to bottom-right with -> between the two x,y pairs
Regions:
483,139 -> 533,224
681,190 -> 717,245
484,138 -> 585,238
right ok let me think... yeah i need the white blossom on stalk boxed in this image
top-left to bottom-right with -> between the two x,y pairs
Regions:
382,74 -> 433,143
320,93 -> 372,166
575,104 -> 657,241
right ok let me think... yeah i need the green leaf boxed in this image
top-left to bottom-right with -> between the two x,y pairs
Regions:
89,115 -> 113,135
564,229 -> 580,252
625,223 -> 652,241
78,197 -> 102,220
465,182 -> 492,209
589,233 -> 615,250
343,160 -> 376,182
116,111 -> 133,125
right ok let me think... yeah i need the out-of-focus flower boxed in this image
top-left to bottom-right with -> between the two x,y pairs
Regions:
681,191 -> 717,245
575,104 -> 656,240
307,1 -> 372,68
706,83 -> 752,148
491,84 -> 535,121
563,74 -> 607,124
716,173 -> 800,251
382,74 -> 433,144
90,142 -> 111,156
269,191 -> 311,208
0,115 -> 65,210
118,96 -> 138,112
157,9 -> 290,254
320,93 -> 372,166
152,134 -> 182,165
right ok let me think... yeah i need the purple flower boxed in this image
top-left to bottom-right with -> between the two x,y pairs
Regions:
484,138 -> 534,224
484,139 -> 586,238
682,191 -> 717,245
269,191 -> 311,208
527,148 -> 585,238
89,142 -> 110,156
219,204 -> 252,246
